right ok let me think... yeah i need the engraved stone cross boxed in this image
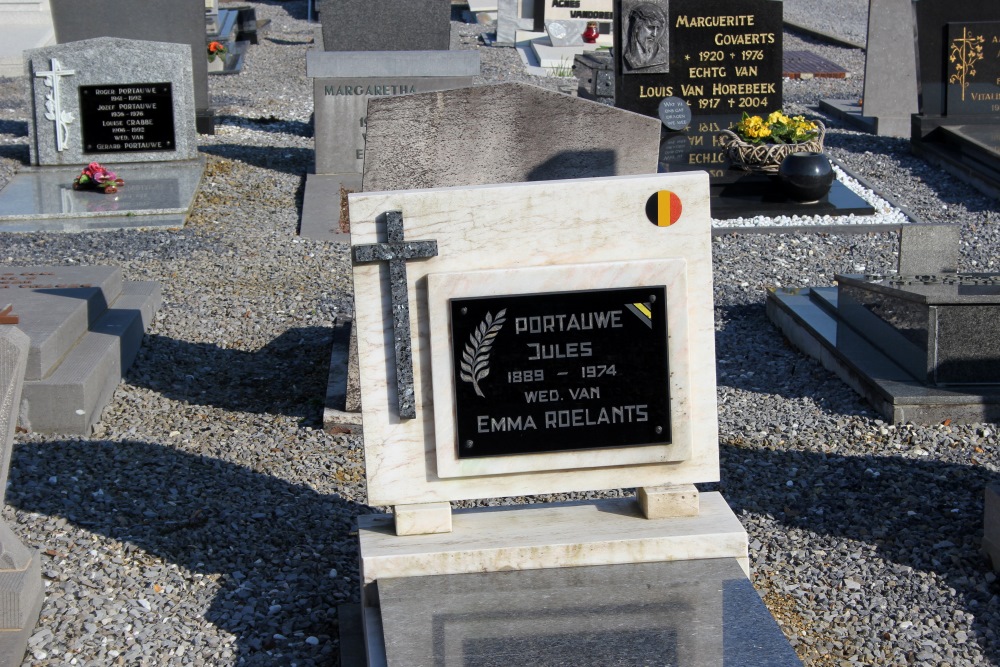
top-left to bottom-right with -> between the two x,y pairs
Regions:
352,210 -> 438,419
34,58 -> 76,152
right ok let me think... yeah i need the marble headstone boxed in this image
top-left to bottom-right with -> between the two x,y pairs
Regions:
319,0 -> 452,51
49,0 -> 213,134
362,82 -> 661,192
0,326 -> 44,666
540,0 -> 613,32
348,171 -> 718,506
24,37 -> 198,166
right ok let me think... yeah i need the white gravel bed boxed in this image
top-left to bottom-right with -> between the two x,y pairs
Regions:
0,2 -> 999,666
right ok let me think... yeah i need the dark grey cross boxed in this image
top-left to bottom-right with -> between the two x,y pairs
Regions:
352,210 -> 438,419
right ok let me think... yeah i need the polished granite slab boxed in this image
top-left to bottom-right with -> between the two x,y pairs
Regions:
767,285 -> 1000,422
656,115 -> 877,222
0,158 -> 204,232
709,173 -> 874,220
836,273 -> 1000,385
370,557 -> 801,667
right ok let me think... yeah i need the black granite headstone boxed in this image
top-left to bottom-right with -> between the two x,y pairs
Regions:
449,286 -> 670,458
945,21 -> 1000,116
915,0 -> 1000,119
837,273 -> 1000,385
613,0 -> 782,118
911,3 -> 1000,198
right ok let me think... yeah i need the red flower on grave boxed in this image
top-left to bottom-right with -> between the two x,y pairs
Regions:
208,41 -> 228,62
73,162 -> 124,194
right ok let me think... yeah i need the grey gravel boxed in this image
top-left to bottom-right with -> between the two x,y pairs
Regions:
1,2 -> 999,666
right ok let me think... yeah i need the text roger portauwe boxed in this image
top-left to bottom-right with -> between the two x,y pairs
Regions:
476,308 -> 649,433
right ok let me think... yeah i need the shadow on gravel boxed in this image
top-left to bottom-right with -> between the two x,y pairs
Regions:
0,142 -> 29,165
199,144 -> 314,176
8,438 -> 369,665
129,327 -> 332,426
715,303 -> 879,415
0,119 -> 27,138
214,115 -> 313,138
715,442 -> 1000,663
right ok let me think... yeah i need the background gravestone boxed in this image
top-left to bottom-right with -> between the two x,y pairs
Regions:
24,37 -> 198,166
613,0 -> 783,118
318,0 -> 452,51
910,1 -> 1000,198
496,0 -> 536,45
362,82 -> 661,192
49,0 -> 215,134
299,50 -> 480,241
0,326 -> 44,666
817,0 -> 919,137
914,0 -> 999,122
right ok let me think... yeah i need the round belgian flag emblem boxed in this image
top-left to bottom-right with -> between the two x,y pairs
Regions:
645,190 -> 682,227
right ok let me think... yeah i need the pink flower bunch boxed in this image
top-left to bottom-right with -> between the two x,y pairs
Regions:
73,162 -> 124,194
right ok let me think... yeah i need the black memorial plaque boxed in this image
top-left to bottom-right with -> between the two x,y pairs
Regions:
79,83 -> 176,154
914,0 -> 999,119
451,286 -> 670,458
614,0 -> 782,119
946,22 -> 1000,116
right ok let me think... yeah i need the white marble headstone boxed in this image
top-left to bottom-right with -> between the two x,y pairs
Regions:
349,172 -> 717,507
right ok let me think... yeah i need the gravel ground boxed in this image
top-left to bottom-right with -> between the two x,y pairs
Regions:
1,2 -> 999,665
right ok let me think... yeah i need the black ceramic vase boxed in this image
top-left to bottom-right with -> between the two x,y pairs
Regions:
777,151 -> 835,203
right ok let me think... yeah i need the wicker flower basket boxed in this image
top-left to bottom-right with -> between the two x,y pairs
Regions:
718,120 -> 826,174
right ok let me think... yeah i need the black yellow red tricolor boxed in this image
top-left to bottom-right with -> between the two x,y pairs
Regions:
645,190 -> 682,226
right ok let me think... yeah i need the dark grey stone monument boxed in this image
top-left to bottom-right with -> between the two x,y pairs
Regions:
768,266 -> 1000,422
0,324 -> 44,666
836,273 -> 1000,385
819,0 -> 919,137
574,51 -> 615,105
318,0 -> 452,51
23,37 -> 198,166
361,82 -> 661,192
49,0 -> 215,134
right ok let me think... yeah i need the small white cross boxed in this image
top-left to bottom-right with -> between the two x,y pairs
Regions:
35,58 -> 76,152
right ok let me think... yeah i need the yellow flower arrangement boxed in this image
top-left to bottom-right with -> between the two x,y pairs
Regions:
735,111 -> 819,145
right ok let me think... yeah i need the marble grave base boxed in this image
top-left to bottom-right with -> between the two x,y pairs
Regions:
0,158 -> 205,233
352,495 -> 802,666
